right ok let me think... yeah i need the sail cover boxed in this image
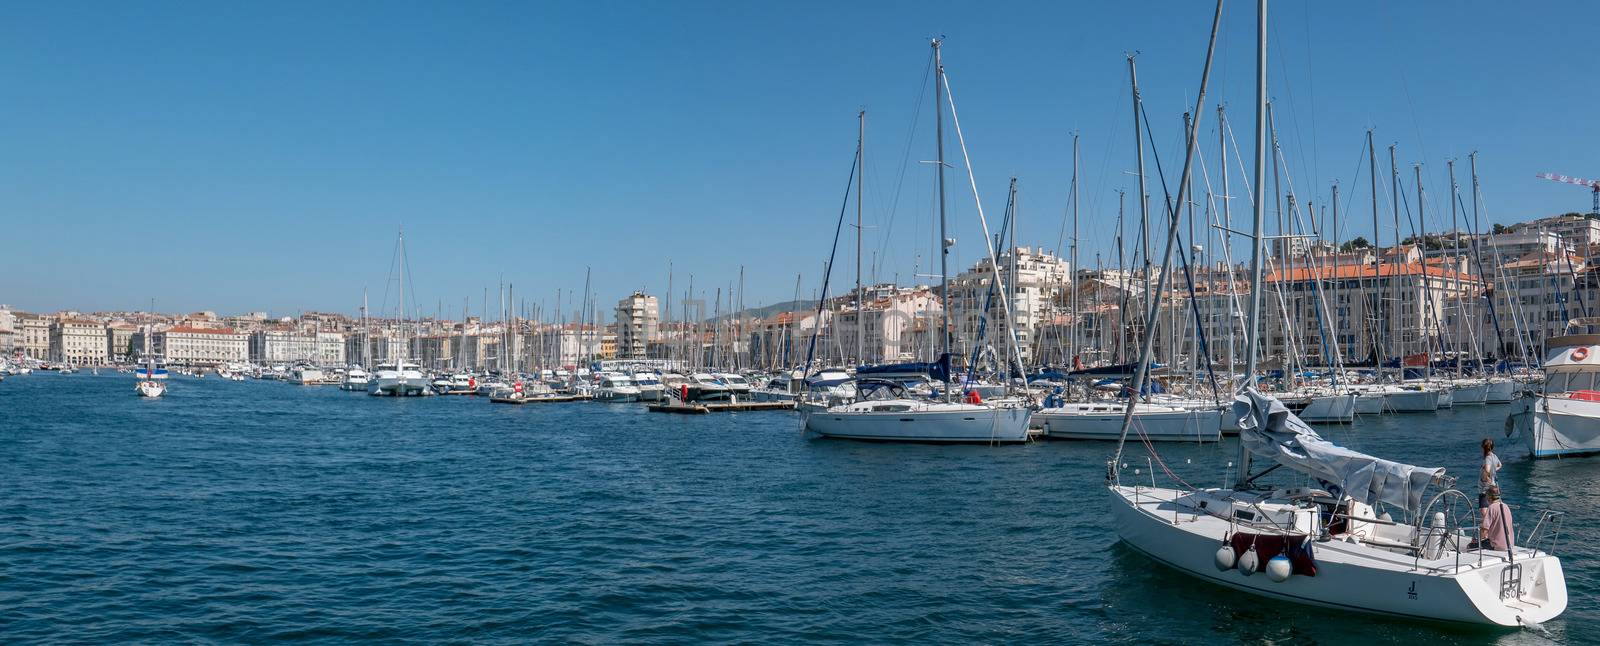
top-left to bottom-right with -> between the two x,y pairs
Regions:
1233,388 -> 1447,512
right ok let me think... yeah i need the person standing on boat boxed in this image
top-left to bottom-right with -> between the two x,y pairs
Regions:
1479,486 -> 1515,552
1478,438 -> 1501,509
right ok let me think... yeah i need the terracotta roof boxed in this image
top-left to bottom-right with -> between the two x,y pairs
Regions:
1265,262 -> 1480,283
166,326 -> 239,335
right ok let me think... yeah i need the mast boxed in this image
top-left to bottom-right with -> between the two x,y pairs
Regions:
856,109 -> 865,368
1414,163 -> 1429,378
1389,144 -> 1402,372
397,228 -> 407,364
1237,0 -> 1268,487
1129,54 -> 1153,327
933,38 -> 951,395
1219,105 -> 1233,372
1112,0 -> 1224,474
1070,133 -> 1081,365
1368,130 -> 1381,374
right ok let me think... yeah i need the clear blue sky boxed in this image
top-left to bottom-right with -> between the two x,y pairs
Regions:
2,1 -> 1595,321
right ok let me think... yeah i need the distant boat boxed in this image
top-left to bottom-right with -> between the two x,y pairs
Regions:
341,366 -> 371,391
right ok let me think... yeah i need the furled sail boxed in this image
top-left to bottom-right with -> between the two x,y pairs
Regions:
1234,388 -> 1448,512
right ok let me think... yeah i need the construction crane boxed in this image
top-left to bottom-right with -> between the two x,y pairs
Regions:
1536,172 -> 1600,216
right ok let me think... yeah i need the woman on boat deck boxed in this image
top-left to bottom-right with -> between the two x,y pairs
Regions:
1478,438 -> 1502,509
1479,486 -> 1515,552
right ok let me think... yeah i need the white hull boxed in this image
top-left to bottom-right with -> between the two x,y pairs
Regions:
1037,404 -> 1222,442
1111,485 -> 1566,626
136,380 -> 166,398
1451,382 -> 1490,405
368,372 -> 433,396
1353,392 -> 1385,415
1512,395 -> 1600,458
594,388 -> 641,403
805,402 -> 1031,443
1383,389 -> 1440,412
1486,379 -> 1518,404
1287,393 -> 1357,423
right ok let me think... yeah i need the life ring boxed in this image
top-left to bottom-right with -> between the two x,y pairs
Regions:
1573,347 -> 1591,362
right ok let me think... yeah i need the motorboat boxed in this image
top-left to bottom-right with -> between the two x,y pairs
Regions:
804,379 -> 1031,443
341,366 -> 371,391
1510,331 -> 1600,458
632,372 -> 667,402
714,372 -> 754,398
368,361 -> 433,396
432,373 -> 476,395
290,365 -> 327,385
594,373 -> 642,402
752,370 -> 803,403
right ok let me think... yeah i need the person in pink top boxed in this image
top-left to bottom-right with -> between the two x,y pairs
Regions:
1479,486 -> 1515,552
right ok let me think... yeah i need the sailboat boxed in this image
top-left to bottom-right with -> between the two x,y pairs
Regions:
135,324 -> 166,398
803,41 -> 1031,444
368,228 -> 434,397
1108,2 -> 1565,626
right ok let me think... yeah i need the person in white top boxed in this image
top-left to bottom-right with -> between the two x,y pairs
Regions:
1478,438 -> 1502,509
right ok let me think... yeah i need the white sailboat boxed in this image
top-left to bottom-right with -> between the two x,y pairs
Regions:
1108,2 -> 1566,626
803,43 -> 1030,444
135,324 -> 166,398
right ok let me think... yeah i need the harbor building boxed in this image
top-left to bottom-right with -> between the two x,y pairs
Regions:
19,315 -> 50,360
615,292 -> 659,359
151,327 -> 248,367
832,286 -> 941,364
106,322 -> 137,363
50,319 -> 108,366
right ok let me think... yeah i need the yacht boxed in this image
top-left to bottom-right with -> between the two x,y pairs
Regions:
1037,400 -> 1222,442
804,379 -> 1031,443
290,365 -> 327,385
632,372 -> 667,402
752,370 -> 803,402
136,378 -> 166,398
594,373 -> 642,402
678,373 -> 733,403
714,372 -> 753,398
341,366 -> 371,391
368,361 -> 433,396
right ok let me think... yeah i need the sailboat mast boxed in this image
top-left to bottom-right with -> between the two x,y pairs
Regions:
856,109 -> 865,367
1389,144 -> 1402,369
1238,0 -> 1268,487
1070,133 -> 1081,364
933,39 -> 951,390
1129,55 -> 1152,324
398,228 -> 407,363
1368,130 -> 1381,374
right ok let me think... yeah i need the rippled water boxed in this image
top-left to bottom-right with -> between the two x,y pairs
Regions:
0,372 -> 1593,644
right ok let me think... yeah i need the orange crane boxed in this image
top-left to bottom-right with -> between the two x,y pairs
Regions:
1536,172 -> 1600,216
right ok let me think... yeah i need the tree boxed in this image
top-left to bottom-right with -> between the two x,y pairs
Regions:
1340,236 -> 1370,252
1491,223 -> 1510,235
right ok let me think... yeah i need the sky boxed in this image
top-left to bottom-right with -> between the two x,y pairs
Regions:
2,1 -> 1596,322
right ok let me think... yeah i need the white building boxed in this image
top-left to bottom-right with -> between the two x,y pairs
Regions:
615,292 -> 660,359
946,247 -> 1071,363
50,319 -> 108,365
152,327 -> 248,366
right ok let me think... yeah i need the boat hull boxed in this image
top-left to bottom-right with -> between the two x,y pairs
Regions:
1485,380 -> 1518,404
1384,389 -> 1440,412
1110,485 -> 1566,626
1283,394 -> 1356,424
1512,395 -> 1600,458
1354,392 -> 1385,415
805,404 -> 1031,443
1037,406 -> 1222,442
1452,382 -> 1490,405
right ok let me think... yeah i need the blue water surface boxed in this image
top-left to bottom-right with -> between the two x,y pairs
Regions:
0,372 -> 1591,644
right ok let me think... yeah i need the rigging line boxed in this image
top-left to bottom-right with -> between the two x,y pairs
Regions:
873,50 -> 934,280
1137,101 -> 1221,399
799,146 -> 860,381
942,66 -> 1029,382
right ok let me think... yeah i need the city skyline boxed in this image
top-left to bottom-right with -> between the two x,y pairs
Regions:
4,1 -> 1597,316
